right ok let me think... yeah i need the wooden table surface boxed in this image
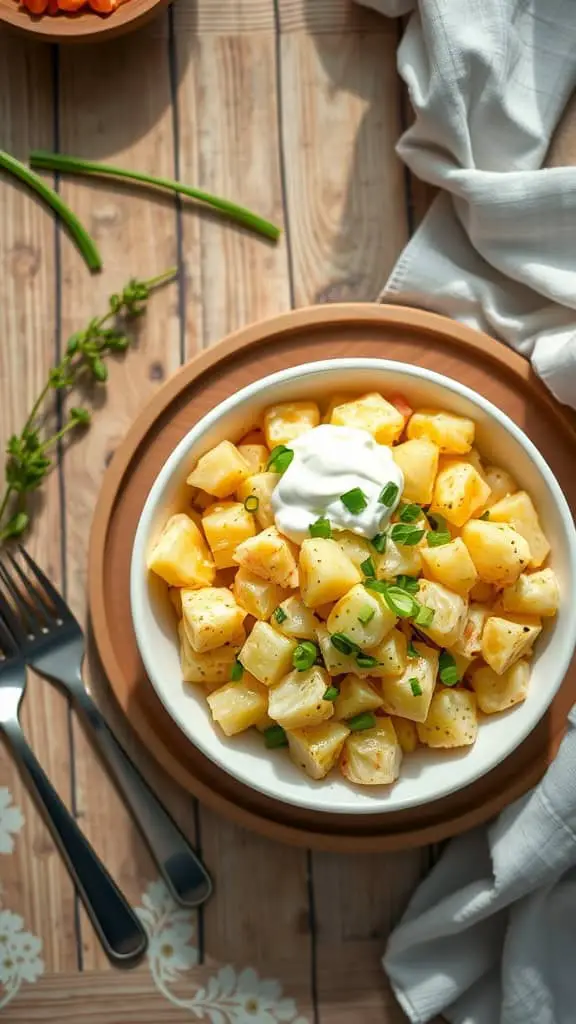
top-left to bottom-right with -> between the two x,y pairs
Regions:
0,2 -> 454,1021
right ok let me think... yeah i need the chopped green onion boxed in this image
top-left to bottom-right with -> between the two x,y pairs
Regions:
414,604 -> 434,627
407,640 -> 419,658
439,650 -> 461,687
390,523 -> 425,546
324,686 -> 339,701
358,605 -> 375,625
399,503 -> 422,523
340,487 -> 368,515
479,510 -> 491,520
382,585 -> 420,618
293,641 -> 318,672
356,654 -> 381,669
309,516 -> 332,539
371,532 -> 387,554
267,445 -> 294,473
395,574 -> 420,594
264,725 -> 288,749
244,495 -> 259,513
379,482 -> 399,507
364,578 -> 389,595
273,606 -> 287,624
409,677 -> 423,697
230,659 -> 244,682
348,712 -> 376,731
360,556 -> 376,578
427,512 -> 448,532
427,530 -> 452,547
330,632 -> 361,656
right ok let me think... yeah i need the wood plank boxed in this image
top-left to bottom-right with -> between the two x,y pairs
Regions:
278,0 -> 386,33
0,38 -> 78,974
56,19 -> 186,970
279,27 -> 407,306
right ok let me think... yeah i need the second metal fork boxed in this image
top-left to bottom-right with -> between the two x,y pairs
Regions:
0,546 -> 212,908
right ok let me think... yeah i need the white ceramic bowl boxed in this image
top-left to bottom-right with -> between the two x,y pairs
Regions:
131,359 -> 576,815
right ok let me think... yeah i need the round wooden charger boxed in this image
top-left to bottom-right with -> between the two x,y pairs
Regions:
89,303 -> 576,852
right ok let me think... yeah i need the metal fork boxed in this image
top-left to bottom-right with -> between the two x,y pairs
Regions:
0,546 -> 212,908
0,607 -> 148,967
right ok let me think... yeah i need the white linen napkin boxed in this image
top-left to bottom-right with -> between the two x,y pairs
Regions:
352,1 -> 576,1021
359,0 -> 576,409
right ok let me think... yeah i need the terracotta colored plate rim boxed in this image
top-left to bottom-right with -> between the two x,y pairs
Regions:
0,0 -> 168,41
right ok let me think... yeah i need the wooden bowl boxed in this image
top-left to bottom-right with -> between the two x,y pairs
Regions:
0,0 -> 168,42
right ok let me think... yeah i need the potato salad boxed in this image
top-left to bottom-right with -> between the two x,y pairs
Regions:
147,391 -> 559,788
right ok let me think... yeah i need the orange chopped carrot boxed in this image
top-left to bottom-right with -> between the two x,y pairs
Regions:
24,0 -> 50,13
57,0 -> 86,10
88,0 -> 117,10
47,0 -> 59,13
390,393 -> 414,425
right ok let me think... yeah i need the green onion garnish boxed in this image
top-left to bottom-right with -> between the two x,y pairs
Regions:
273,606 -> 287,624
348,712 -> 376,731
399,503 -> 422,523
396,574 -> 419,594
309,516 -> 332,539
390,523 -> 425,546
358,605 -> 375,625
407,640 -> 419,658
356,654 -> 381,669
382,585 -> 420,618
414,604 -> 435,627
360,556 -> 376,578
293,641 -> 318,671
330,632 -> 361,656
371,532 -> 387,553
264,725 -> 288,749
230,659 -> 244,682
427,530 -> 451,547
364,579 -> 388,595
324,686 -> 339,701
439,650 -> 461,687
379,482 -> 399,507
267,445 -> 294,473
409,678 -> 423,697
479,510 -> 491,520
244,495 -> 259,513
340,487 -> 368,515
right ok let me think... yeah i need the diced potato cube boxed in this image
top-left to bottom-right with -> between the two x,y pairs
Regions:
332,531 -> 372,571
469,580 -> 496,603
330,392 -> 405,445
488,492 -> 550,568
469,659 -> 530,714
187,440 -> 251,498
181,587 -> 246,653
392,438 -> 440,504
417,689 -> 478,748
207,676 -> 268,736
421,537 -> 478,596
431,460 -> 491,527
452,603 -> 490,659
322,393 -> 353,423
272,596 -> 319,640
238,621 -> 297,686
334,674 -> 383,720
299,538 -> 361,608
315,602 -> 336,620
237,444 -> 270,474
255,713 -> 275,732
375,536 -> 423,580
268,666 -> 334,730
287,721 -> 350,780
235,472 -> 280,529
452,651 -> 474,680
391,716 -> 418,754
465,448 -> 485,477
389,392 -> 414,426
416,579 -> 468,647
179,621 -> 240,686
406,409 -> 475,454
316,624 -> 359,676
191,489 -> 215,511
339,720 -> 402,786
327,583 -> 397,649
232,568 -> 289,620
234,526 -> 299,588
380,641 -> 439,722
500,568 -> 560,617
202,501 -> 256,569
148,513 -> 216,589
264,401 -> 320,449
461,520 -> 531,586
364,628 -> 408,678
238,428 -> 266,446
481,615 -> 542,675
480,465 -> 518,509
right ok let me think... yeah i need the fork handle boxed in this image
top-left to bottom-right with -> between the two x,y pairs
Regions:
73,685 -> 212,908
3,721 -> 148,968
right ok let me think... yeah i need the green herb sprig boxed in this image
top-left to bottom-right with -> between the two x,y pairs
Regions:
0,268 -> 176,543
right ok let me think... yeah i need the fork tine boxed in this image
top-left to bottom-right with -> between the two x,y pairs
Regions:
4,550 -> 52,625
0,605 -> 17,656
16,545 -> 71,621
0,562 -> 36,640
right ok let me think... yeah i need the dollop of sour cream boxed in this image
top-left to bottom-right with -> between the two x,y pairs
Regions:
271,424 -> 404,544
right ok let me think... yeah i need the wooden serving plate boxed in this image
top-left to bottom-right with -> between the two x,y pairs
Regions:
88,303 -> 576,852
